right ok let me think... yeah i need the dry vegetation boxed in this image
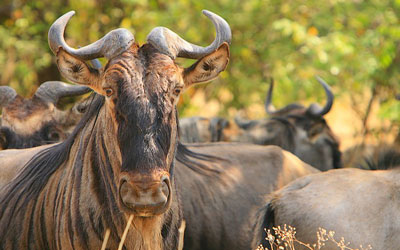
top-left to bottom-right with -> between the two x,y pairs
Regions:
256,225 -> 372,250
101,220 -> 373,250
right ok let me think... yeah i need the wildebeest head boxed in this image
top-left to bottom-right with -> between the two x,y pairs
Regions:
235,77 -> 341,170
48,10 -> 230,216
0,82 -> 90,149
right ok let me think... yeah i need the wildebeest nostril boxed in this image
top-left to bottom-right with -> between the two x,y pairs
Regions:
119,180 -> 137,207
160,175 -> 170,198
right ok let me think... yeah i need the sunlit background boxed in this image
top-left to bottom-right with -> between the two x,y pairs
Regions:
0,0 -> 399,150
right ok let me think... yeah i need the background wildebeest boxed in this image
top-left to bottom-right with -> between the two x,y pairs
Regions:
252,146 -> 400,250
179,116 -> 229,143
180,77 -> 341,171
0,9 -> 232,249
0,81 -> 90,149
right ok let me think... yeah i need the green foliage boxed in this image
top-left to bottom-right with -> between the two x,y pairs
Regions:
0,0 -> 399,125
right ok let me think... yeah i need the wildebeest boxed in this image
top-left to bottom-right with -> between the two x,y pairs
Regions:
180,77 -> 341,171
0,81 -> 90,149
252,146 -> 400,250
0,9 -> 229,249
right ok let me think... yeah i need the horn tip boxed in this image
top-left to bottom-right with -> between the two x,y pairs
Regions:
55,10 -> 75,21
202,10 -> 212,16
65,10 -> 76,17
202,9 -> 223,23
202,9 -> 232,45
315,75 -> 324,82
315,75 -> 331,89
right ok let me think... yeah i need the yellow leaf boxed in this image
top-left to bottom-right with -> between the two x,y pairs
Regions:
307,26 -> 318,36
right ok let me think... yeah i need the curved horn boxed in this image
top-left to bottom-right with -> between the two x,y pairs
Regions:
0,86 -> 17,107
307,76 -> 334,117
264,78 -> 304,116
48,11 -> 135,60
34,81 -> 91,104
147,10 -> 231,59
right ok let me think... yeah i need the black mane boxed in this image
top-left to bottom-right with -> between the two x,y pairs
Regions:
175,142 -> 223,175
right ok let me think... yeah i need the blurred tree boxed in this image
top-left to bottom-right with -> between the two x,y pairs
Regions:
0,0 -> 399,142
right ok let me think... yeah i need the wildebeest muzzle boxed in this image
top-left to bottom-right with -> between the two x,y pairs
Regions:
119,172 -> 171,217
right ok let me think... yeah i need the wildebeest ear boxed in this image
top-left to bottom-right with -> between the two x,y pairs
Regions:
56,49 -> 101,92
183,42 -> 229,87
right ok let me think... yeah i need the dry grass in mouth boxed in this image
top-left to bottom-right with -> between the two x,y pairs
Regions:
118,215 -> 134,250
100,214 -> 134,250
99,215 -> 187,250
100,229 -> 111,250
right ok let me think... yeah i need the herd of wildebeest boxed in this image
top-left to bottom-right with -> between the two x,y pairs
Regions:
0,10 -> 399,250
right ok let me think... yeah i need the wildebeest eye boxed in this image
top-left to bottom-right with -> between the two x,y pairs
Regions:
103,87 -> 114,97
43,126 -> 64,142
173,87 -> 182,96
